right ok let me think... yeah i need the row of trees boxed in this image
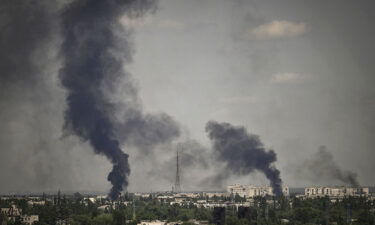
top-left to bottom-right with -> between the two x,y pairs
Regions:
1,195 -> 375,225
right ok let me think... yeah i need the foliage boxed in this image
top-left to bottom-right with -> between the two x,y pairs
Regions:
1,195 -> 374,225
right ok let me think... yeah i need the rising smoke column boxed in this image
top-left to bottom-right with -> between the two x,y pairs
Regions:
59,0 -> 157,200
299,146 -> 359,187
205,121 -> 283,196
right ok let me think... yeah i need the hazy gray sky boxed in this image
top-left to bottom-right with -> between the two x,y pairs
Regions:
0,0 -> 374,194
129,0 -> 375,188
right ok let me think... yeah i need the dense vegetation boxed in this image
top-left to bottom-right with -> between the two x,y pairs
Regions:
0,194 -> 374,225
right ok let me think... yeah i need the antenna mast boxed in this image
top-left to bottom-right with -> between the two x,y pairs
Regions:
174,145 -> 181,193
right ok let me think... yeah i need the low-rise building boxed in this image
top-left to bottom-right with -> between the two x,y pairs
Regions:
1,205 -> 22,222
27,200 -> 45,206
138,220 -> 167,225
305,186 -> 369,198
21,215 -> 39,225
203,192 -> 227,198
172,193 -> 201,199
227,184 -> 289,197
138,220 -> 207,225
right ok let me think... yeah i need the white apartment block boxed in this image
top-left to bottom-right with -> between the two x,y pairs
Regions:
227,184 -> 289,197
305,186 -> 369,198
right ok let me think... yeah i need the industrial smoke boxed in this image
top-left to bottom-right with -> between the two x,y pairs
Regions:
301,146 -> 359,187
59,0 -> 162,200
1,0 -> 368,197
58,0 -> 285,199
206,121 -> 283,196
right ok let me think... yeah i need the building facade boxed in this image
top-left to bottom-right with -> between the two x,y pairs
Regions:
227,184 -> 289,197
305,186 -> 369,198
1,205 -> 22,222
21,215 -> 39,225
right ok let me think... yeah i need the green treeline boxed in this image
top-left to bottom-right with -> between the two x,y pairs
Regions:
0,194 -> 374,225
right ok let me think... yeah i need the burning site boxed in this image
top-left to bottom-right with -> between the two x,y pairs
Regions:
0,0 -> 374,224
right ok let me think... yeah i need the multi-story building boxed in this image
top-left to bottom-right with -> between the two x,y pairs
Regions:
227,184 -> 289,197
305,186 -> 369,198
227,184 -> 249,197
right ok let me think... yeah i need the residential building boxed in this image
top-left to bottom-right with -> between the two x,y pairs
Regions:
21,215 -> 39,225
1,205 -> 22,222
305,186 -> 369,198
227,184 -> 289,197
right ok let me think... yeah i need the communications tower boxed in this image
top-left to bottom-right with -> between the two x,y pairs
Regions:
174,145 -> 181,192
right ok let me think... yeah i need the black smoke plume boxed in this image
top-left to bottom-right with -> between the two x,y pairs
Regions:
205,121 -> 283,196
299,146 -> 359,187
59,0 -> 158,200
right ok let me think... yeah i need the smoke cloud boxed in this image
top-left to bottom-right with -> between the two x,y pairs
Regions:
115,112 -> 180,154
142,139 -> 210,190
0,0 -> 54,87
0,0 -> 77,193
205,121 -> 283,196
0,0 -> 179,196
59,0 -> 183,200
297,146 -> 359,187
5,0 -> 365,196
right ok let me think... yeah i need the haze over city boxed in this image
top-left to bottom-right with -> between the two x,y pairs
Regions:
1,0 -> 375,197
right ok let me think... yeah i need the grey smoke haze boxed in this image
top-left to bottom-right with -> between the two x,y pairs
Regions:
145,139 -> 211,190
116,112 -> 180,154
59,0 -> 185,199
1,0 -> 375,194
0,0 -> 181,196
0,0 -> 78,193
129,0 -> 375,189
200,169 -> 231,190
143,137 -> 271,191
205,121 -> 283,196
178,140 -> 209,169
296,146 -> 359,187
0,0 -> 52,86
